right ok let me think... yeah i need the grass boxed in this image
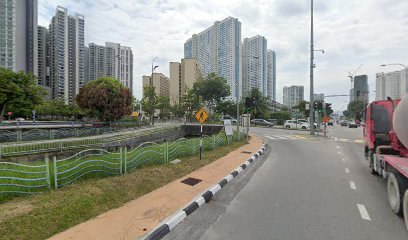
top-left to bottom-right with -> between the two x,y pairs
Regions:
0,139 -> 246,240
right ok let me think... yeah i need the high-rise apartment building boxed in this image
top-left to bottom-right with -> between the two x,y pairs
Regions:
352,75 -> 369,104
85,42 -> 133,95
267,50 -> 276,101
37,25 -> 48,86
169,58 -> 202,105
283,85 -> 304,108
376,69 -> 408,100
48,6 -> 84,104
0,0 -> 38,74
184,17 -> 242,100
242,35 -> 267,98
142,73 -> 169,97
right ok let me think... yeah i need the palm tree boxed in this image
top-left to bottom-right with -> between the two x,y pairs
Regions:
249,88 -> 270,119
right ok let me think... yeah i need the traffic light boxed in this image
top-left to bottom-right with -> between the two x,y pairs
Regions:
245,97 -> 255,108
313,101 -> 318,110
318,102 -> 323,111
325,103 -> 332,110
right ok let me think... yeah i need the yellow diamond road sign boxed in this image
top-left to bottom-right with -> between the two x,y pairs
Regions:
195,108 -> 208,124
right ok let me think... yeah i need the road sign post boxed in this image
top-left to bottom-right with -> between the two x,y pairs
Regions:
195,108 -> 208,160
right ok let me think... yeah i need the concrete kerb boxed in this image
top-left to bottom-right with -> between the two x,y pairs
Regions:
143,143 -> 267,240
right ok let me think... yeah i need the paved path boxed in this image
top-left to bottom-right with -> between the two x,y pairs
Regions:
48,136 -> 263,240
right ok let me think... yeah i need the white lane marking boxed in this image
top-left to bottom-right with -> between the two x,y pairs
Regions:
336,146 -> 340,149
265,136 -> 275,140
342,158 -> 346,163
349,181 -> 357,190
345,168 -> 350,173
334,137 -> 338,141
337,151 -> 342,155
357,204 -> 371,221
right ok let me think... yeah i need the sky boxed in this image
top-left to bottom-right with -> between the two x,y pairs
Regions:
38,0 -> 408,112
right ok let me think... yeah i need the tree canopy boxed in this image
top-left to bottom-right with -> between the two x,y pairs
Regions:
76,77 -> 133,121
192,73 -> 230,108
141,85 -> 158,124
347,100 -> 366,119
249,88 -> 270,119
36,99 -> 84,120
0,67 -> 46,119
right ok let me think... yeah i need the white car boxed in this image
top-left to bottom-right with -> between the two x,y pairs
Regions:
284,120 -> 309,129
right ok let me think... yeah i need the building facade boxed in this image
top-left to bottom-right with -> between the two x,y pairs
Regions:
37,25 -> 48,86
48,6 -> 84,104
283,85 -> 304,108
119,46 -> 133,95
0,0 -> 38,74
376,69 -> 408,100
142,73 -> 169,97
353,75 -> 369,103
242,35 -> 267,98
267,50 -> 276,101
169,58 -> 202,105
184,16 -> 242,101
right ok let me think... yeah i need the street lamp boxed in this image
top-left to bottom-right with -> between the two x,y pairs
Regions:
151,57 -> 159,86
237,55 -> 259,133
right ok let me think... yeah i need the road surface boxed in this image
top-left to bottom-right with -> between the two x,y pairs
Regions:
163,124 -> 408,240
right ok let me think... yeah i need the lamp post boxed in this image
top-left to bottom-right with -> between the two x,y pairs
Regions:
149,57 -> 159,125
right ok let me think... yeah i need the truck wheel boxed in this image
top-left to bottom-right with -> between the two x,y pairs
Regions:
388,172 -> 404,215
403,190 -> 408,232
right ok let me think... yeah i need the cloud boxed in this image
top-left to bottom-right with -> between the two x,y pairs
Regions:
38,0 -> 408,111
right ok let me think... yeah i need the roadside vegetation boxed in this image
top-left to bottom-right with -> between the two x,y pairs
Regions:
0,140 -> 246,240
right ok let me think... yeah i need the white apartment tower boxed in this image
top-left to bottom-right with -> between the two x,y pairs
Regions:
119,46 -> 133,95
184,17 -> 242,100
242,35 -> 267,98
283,85 -> 304,108
0,0 -> 38,74
48,6 -> 85,104
267,50 -> 276,101
376,69 -> 408,100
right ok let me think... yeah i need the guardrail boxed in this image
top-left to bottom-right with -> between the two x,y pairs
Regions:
0,125 -> 180,158
0,130 -> 245,199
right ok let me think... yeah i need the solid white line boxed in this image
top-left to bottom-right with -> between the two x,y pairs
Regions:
357,204 -> 371,221
345,168 -> 350,173
349,181 -> 357,190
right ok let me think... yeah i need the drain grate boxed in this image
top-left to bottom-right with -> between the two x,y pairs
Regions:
181,177 -> 202,186
242,151 -> 252,154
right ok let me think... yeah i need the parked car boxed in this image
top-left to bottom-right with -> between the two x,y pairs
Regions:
250,119 -> 274,127
284,120 -> 309,129
220,116 -> 237,123
340,121 -> 348,126
297,119 -> 317,128
15,117 -> 25,121
348,121 -> 358,128
328,121 -> 334,126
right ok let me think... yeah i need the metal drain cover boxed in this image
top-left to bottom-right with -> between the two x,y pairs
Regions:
181,177 -> 202,186
242,151 -> 252,154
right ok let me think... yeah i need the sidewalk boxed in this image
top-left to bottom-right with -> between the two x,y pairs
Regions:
49,136 -> 263,240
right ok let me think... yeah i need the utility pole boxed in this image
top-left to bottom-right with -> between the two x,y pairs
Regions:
309,0 -> 315,135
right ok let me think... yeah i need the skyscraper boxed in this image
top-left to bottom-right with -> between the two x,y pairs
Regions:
48,6 -> 84,103
267,50 -> 276,101
242,35 -> 267,98
283,85 -> 304,108
376,69 -> 408,100
0,0 -> 38,74
184,17 -> 241,100
169,58 -> 203,105
353,75 -> 369,104
37,25 -> 48,86
86,42 -> 133,96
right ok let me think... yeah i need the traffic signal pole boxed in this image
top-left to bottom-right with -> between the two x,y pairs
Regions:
309,0 -> 315,135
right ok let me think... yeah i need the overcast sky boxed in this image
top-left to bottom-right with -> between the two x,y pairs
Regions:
38,0 -> 408,111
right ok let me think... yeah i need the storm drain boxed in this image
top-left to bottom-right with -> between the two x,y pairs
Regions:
181,177 -> 202,186
242,151 -> 252,154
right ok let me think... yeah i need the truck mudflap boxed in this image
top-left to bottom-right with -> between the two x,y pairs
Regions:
385,156 -> 408,178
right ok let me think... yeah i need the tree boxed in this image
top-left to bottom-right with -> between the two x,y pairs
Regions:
76,77 -> 132,122
157,96 -> 170,120
249,88 -> 270,119
36,99 -> 84,120
347,100 -> 365,119
0,67 -> 46,120
270,111 -> 291,125
292,100 -> 310,117
141,85 -> 158,125
215,100 -> 236,117
192,73 -> 230,110
343,110 -> 350,118
182,88 -> 202,122
170,103 -> 187,119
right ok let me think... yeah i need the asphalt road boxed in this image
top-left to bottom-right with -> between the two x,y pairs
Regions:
163,124 -> 408,240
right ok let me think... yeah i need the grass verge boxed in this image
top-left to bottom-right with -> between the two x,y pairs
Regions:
0,139 -> 246,240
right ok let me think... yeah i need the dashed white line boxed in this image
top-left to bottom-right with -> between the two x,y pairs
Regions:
337,151 -> 342,155
342,158 -> 346,163
357,204 -> 371,221
345,168 -> 350,173
336,146 -> 341,149
349,181 -> 357,190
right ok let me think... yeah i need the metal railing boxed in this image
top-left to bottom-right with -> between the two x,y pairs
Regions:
0,129 -> 245,199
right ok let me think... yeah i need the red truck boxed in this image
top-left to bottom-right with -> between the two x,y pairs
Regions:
363,95 -> 408,231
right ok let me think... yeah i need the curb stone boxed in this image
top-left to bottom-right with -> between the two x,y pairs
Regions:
143,143 -> 267,240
